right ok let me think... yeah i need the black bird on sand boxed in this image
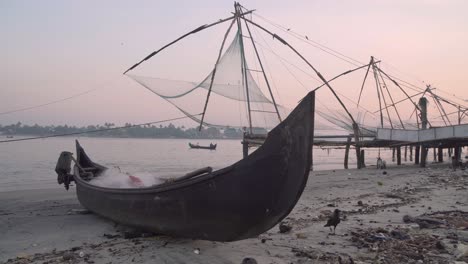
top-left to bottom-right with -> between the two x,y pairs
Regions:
324,209 -> 341,234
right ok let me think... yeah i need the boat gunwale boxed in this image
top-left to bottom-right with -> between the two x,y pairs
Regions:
73,163 -> 235,195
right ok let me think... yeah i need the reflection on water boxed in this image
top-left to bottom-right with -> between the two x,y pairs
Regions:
0,137 -> 411,192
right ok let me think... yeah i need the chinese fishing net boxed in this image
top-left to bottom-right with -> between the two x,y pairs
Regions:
126,27 -> 288,131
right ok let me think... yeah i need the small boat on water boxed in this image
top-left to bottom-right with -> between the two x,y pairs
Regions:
189,142 -> 217,150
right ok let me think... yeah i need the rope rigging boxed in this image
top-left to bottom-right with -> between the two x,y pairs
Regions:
0,88 -> 98,116
251,11 -> 468,118
0,114 -> 201,144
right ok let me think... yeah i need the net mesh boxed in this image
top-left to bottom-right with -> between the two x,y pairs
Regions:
127,30 -> 285,129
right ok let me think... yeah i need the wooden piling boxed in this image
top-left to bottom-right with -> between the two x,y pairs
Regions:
418,97 -> 427,168
397,147 -> 401,165
410,146 -> 413,162
438,147 -> 443,162
404,146 -> 407,162
352,123 -> 362,169
415,146 -> 420,164
455,146 -> 460,161
392,148 -> 396,162
344,136 -> 351,169
420,146 -> 426,167
242,141 -> 248,158
360,149 -> 366,168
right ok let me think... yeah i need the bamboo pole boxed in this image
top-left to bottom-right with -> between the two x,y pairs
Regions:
372,91 -> 426,114
199,19 -> 236,130
377,68 -> 405,129
313,61 -> 379,92
371,57 -> 385,128
356,57 -> 373,106
377,67 -> 430,127
242,15 -> 363,168
235,3 -> 253,134
123,14 -> 244,74
242,15 -> 282,122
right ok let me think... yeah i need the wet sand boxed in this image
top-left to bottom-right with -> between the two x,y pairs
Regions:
1,164 -> 467,263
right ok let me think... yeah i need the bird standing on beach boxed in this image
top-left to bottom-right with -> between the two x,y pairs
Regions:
324,209 -> 341,234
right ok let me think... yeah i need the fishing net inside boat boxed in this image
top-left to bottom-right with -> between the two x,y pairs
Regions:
127,31 -> 288,130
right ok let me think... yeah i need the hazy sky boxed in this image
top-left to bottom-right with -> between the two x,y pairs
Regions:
2,0 -> 467,128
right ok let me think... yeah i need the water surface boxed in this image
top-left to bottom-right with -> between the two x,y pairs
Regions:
0,137 -> 409,192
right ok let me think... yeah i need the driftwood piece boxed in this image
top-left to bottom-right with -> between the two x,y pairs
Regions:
403,211 -> 468,229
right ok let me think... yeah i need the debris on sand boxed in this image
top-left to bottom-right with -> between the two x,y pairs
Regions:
295,232 -> 307,239
350,227 -> 449,263
5,248 -> 86,264
291,247 -> 342,262
62,252 -> 75,261
123,230 -> 157,239
103,233 -> 120,239
2,166 -> 466,264
292,248 -> 358,263
279,221 -> 292,233
403,211 -> 468,229
68,208 -> 91,215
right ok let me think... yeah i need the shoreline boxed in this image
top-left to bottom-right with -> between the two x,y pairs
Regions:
1,164 -> 467,263
0,161 -> 457,194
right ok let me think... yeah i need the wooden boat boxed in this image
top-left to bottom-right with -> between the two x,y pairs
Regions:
189,142 -> 217,150
54,2 -> 338,241
70,91 -> 315,242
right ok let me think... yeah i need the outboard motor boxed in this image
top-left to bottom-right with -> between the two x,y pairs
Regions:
55,151 -> 75,190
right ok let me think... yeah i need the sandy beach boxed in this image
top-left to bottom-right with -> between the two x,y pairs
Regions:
1,164 -> 467,264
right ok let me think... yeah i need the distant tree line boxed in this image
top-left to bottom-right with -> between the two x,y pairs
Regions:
0,122 -> 257,139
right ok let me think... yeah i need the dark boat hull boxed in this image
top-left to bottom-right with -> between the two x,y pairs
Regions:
73,91 -> 315,241
189,143 -> 217,150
